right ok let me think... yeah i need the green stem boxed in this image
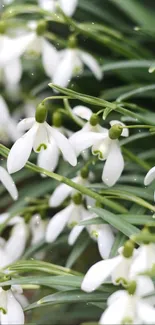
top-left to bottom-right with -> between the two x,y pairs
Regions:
0,145 -> 127,214
63,99 -> 84,127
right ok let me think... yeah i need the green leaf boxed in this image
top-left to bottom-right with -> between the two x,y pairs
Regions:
8,260 -> 80,276
109,232 -> 127,258
91,208 -> 140,239
25,290 -> 111,311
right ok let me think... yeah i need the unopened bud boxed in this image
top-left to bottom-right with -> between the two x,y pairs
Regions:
123,240 -> 134,258
36,20 -> 47,36
127,280 -> 137,295
80,167 -> 89,179
90,114 -> 99,126
72,192 -> 83,205
35,102 -> 47,123
68,35 -> 77,48
52,111 -> 62,127
0,21 -> 6,34
109,124 -> 122,140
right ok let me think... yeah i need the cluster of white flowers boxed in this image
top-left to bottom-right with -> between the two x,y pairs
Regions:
81,240 -> 155,324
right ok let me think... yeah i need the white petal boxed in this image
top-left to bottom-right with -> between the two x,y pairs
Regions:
14,293 -> 29,309
17,118 -> 35,132
1,291 -> 24,325
72,105 -> 92,121
69,131 -> 107,156
110,120 -> 129,137
60,0 -> 78,16
33,123 -> 50,152
30,214 -> 46,245
79,50 -> 103,80
112,257 -> 131,284
49,177 -> 78,207
5,118 -> 22,142
0,95 -> 10,123
81,256 -> 121,292
97,225 -> 115,259
0,167 -> 18,200
37,141 -> 59,172
107,290 -> 126,306
7,124 -> 38,174
0,33 -> 35,65
102,140 -> 124,187
49,126 -> 77,166
68,225 -> 85,245
52,49 -> 76,88
144,166 -> 155,186
45,204 -> 73,242
99,296 -> 127,325
4,58 -> 22,85
42,39 -> 59,78
137,301 -> 155,324
136,276 -> 154,297
38,0 -> 55,11
5,222 -> 28,262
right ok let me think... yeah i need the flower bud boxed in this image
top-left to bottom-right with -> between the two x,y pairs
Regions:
35,102 -> 47,123
72,192 -> 83,205
89,114 -> 99,126
68,35 -> 77,49
80,167 -> 89,179
109,124 -> 122,140
122,240 -> 134,258
0,21 -> 6,34
52,111 -> 62,127
36,20 -> 47,36
127,280 -> 137,295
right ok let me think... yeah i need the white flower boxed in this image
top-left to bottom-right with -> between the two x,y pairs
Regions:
7,117 -> 77,174
49,174 -> 88,207
0,287 -> 24,324
29,214 -> 47,259
70,117 -> 129,186
81,247 -> 135,292
0,25 -> 59,80
87,220 -> 115,259
46,202 -> 87,243
99,276 -> 155,325
38,0 -> 78,16
144,166 -> 155,200
37,126 -> 72,172
52,48 -> 103,88
0,96 -> 21,143
0,167 -> 18,200
130,243 -> 155,277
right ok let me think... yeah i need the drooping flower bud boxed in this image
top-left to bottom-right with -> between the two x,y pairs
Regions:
72,192 -> 83,205
0,21 -> 6,34
68,35 -> 77,49
80,167 -> 89,179
89,114 -> 99,126
109,124 -> 123,140
35,102 -> 47,123
36,20 -> 47,36
127,280 -> 137,295
123,240 -> 134,258
52,111 -> 62,127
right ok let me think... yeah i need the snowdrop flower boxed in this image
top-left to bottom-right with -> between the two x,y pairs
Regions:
38,0 -> 78,16
70,116 -> 129,186
46,193 -> 86,243
81,241 -> 135,292
99,276 -> 155,325
0,96 -> 21,143
11,285 -> 28,310
0,287 -> 24,324
7,104 -> 77,174
144,166 -> 155,200
0,22 -> 59,80
52,41 -> 103,88
29,214 -> 47,259
37,112 -> 74,172
0,167 -> 18,200
130,243 -> 155,276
